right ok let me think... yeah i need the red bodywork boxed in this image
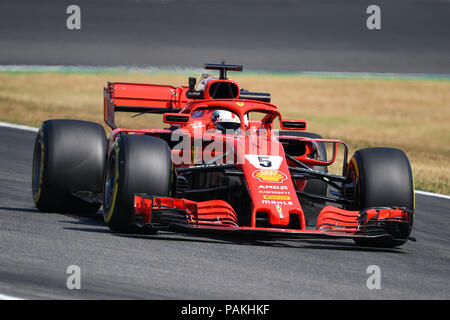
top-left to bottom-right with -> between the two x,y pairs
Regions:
103,74 -> 412,241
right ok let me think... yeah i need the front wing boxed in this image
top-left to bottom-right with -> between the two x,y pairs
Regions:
133,194 -> 413,242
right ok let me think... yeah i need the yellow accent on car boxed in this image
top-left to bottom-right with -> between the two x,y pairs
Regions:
254,170 -> 286,182
33,128 -> 44,204
104,145 -> 120,223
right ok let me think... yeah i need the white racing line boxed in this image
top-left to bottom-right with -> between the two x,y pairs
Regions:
0,121 -> 448,200
414,190 -> 450,200
0,121 -> 38,132
0,293 -> 24,300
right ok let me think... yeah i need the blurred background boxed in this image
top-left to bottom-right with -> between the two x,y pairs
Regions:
0,0 -> 449,193
0,0 -> 449,73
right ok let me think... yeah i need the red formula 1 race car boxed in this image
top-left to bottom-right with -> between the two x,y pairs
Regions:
32,63 -> 415,248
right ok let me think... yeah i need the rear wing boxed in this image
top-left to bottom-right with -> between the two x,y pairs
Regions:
104,82 -> 189,129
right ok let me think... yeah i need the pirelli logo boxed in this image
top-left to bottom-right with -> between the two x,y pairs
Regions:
262,195 -> 291,201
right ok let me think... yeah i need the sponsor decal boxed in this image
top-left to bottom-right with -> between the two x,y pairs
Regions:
258,185 -> 290,195
236,102 -> 245,107
275,205 -> 284,218
252,170 -> 287,183
262,195 -> 291,201
261,200 -> 294,206
259,190 -> 290,195
259,185 -> 288,190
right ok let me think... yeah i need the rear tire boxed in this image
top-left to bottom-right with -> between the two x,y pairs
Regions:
103,135 -> 173,233
348,147 -> 414,248
32,119 -> 107,215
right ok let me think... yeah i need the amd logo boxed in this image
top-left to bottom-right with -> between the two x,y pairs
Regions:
258,185 -> 288,190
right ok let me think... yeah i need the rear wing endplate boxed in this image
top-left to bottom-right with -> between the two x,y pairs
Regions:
104,82 -> 189,129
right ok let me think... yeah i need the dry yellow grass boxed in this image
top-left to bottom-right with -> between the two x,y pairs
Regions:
0,71 -> 449,194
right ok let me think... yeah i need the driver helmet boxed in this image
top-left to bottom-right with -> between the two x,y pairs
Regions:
211,110 -> 248,133
196,73 -> 217,92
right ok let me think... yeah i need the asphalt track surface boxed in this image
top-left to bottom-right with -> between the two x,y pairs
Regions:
0,0 -> 449,73
0,126 -> 449,300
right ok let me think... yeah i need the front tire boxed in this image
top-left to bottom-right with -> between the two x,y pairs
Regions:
348,147 -> 414,247
32,119 -> 107,215
103,135 -> 173,233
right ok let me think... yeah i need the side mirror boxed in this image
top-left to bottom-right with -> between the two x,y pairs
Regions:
280,119 -> 307,130
163,113 -> 190,124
